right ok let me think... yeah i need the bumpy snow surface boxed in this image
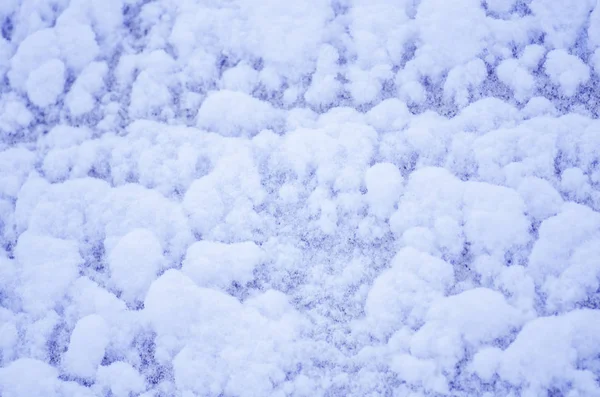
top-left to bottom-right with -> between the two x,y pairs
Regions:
2,0 -> 600,396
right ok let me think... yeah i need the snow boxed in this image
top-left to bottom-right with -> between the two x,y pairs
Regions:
15,231 -> 81,316
516,176 -> 563,221
365,98 -> 411,131
107,228 -> 164,304
0,96 -> 34,139
220,62 -> 259,94
65,61 -> 108,117
25,58 -> 66,108
347,65 -> 393,106
544,50 -> 590,97
462,181 -> 530,256
472,310 -> 600,396
531,0 -> 595,50
410,0 -> 488,80
444,58 -> 487,108
182,240 -> 264,289
54,21 -> 99,72
8,28 -> 60,92
0,358 -> 60,397
62,314 -> 109,380
304,44 -> 342,109
364,162 -> 403,219
485,0 -> 516,15
196,90 -> 282,137
396,288 -> 524,392
3,0 -> 600,396
95,361 -> 145,397
0,148 -> 35,198
496,58 -> 535,102
145,269 -> 306,397
362,247 -> 455,338
412,288 -> 522,357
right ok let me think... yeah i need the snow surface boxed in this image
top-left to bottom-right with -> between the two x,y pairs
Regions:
1,0 -> 600,396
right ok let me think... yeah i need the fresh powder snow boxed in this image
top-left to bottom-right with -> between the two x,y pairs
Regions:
1,0 -> 600,396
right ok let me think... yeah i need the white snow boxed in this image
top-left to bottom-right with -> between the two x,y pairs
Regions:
485,0 -> 516,15
107,228 -> 164,304
365,98 -> 411,131
183,240 -> 264,289
8,28 -> 60,92
15,231 -> 81,316
444,58 -> 487,108
65,61 -> 108,117
3,0 -> 600,396
196,90 -> 281,137
544,50 -> 590,97
472,310 -> 600,396
496,58 -> 535,102
129,71 -> 171,119
220,62 -> 259,94
95,361 -> 145,397
0,96 -> 33,138
304,44 -> 342,109
531,0 -> 595,49
62,314 -> 109,379
0,148 -> 35,198
362,247 -> 454,338
0,358 -> 60,397
54,21 -> 99,72
364,162 -> 403,219
25,58 -> 66,108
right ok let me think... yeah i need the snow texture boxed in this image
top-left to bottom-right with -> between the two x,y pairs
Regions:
1,0 -> 600,396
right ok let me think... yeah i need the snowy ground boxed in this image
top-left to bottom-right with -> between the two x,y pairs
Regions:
1,0 -> 600,396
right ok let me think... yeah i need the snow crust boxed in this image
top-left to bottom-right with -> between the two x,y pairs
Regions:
1,0 -> 600,396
